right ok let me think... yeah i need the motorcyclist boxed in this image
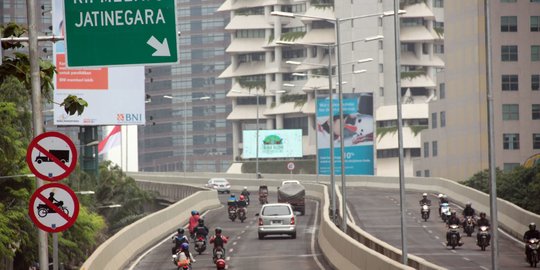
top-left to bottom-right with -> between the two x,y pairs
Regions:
188,210 -> 200,238
172,228 -> 189,254
194,218 -> 209,242
438,194 -> 449,215
419,193 -> 431,216
238,195 -> 248,208
462,202 -> 476,217
241,187 -> 250,204
227,194 -> 238,208
175,242 -> 196,267
446,210 -> 463,246
523,223 -> 540,262
476,212 -> 491,245
209,227 -> 229,259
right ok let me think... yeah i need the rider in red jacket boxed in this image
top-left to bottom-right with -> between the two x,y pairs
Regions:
188,210 -> 200,238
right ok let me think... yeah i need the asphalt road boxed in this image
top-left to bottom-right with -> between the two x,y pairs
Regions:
347,187 -> 527,269
126,191 -> 332,270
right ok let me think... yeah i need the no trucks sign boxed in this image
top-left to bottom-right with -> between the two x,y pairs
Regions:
63,0 -> 178,67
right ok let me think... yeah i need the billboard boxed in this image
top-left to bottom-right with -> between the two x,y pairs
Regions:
242,129 -> 303,158
52,0 -> 145,126
316,93 -> 374,175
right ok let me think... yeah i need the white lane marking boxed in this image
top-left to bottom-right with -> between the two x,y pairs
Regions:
428,230 -> 433,234
463,257 -> 470,261
241,230 -> 246,234
434,235 -> 439,239
310,200 -> 325,270
440,242 -> 446,246
226,256 -> 231,261
229,248 -> 234,253
480,266 -> 489,270
127,210 -> 214,270
451,250 -> 457,253
422,225 -> 427,229
233,241 -> 238,245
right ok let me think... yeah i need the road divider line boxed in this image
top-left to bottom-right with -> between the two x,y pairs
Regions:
310,200 -> 325,270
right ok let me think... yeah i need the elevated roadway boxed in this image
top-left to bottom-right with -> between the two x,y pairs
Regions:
348,187 -> 526,269
128,192 -> 332,270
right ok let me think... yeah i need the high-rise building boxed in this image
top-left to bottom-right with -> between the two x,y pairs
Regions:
138,0 -> 233,172
414,0 -> 540,181
219,0 -> 442,176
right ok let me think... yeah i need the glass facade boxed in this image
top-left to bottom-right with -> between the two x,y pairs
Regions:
138,0 -> 231,172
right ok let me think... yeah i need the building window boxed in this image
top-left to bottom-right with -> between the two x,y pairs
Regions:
533,104 -> 540,119
379,87 -> 384,97
503,163 -> 520,172
532,45 -> 540,61
501,0 -> 516,2
501,45 -> 518,61
533,75 -> 540,90
502,75 -> 519,91
410,148 -> 421,157
416,171 -> 422,177
501,16 -> 518,32
431,112 -> 438,128
379,64 -> 384,73
424,142 -> 429,157
432,141 -> 438,157
433,0 -> 444,8
440,111 -> 446,127
534,134 -> 540,149
502,104 -> 519,120
424,170 -> 430,177
440,83 -> 445,99
434,44 -> 444,54
503,133 -> 520,149
532,16 -> 540,32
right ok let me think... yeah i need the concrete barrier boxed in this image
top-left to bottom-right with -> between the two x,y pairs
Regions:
80,190 -> 221,270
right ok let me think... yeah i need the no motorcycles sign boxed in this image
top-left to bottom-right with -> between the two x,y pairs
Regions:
28,183 -> 80,233
26,132 -> 77,181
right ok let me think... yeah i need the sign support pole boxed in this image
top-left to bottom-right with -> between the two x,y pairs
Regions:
26,0 -> 48,267
53,233 -> 59,270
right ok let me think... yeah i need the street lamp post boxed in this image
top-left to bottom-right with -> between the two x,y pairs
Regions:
163,95 -> 210,177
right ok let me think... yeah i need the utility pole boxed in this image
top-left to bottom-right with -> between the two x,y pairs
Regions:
26,0 -> 49,268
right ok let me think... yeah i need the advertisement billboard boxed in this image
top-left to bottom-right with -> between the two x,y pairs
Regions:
52,0 -> 145,126
242,129 -> 303,158
316,93 -> 374,175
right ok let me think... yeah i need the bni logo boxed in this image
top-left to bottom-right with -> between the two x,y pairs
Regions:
117,113 -> 142,122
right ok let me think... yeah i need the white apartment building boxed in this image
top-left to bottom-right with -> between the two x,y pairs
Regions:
219,0 -> 444,176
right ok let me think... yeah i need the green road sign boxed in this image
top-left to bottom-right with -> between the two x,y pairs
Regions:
63,0 -> 178,67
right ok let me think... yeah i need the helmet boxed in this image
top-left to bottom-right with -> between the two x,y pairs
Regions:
177,228 -> 184,234
443,195 -> 448,198
239,195 -> 245,201
191,210 -> 198,216
422,193 -> 427,198
181,242 -> 189,251
530,223 -> 537,231
230,194 -> 236,198
243,186 -> 247,190
198,218 -> 204,225
215,227 -> 222,234
480,212 -> 486,218
450,210 -> 457,216
466,202 -> 472,207
438,194 -> 443,198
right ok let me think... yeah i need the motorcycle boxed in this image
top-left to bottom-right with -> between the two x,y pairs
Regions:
527,238 -> 540,268
440,203 -> 451,222
238,207 -> 247,223
194,235 -> 206,255
228,205 -> 237,222
477,226 -> 490,251
421,203 -> 430,222
172,251 -> 191,270
37,201 -> 69,217
463,216 -> 475,237
447,224 -> 461,249
213,247 -> 226,270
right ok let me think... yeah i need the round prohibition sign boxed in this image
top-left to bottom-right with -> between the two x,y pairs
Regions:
28,183 -> 79,233
26,132 -> 77,181
287,162 -> 295,171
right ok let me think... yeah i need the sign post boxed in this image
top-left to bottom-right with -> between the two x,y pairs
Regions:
287,162 -> 295,179
63,0 -> 178,67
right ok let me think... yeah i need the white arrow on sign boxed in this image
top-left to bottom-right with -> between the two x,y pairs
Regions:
147,36 -> 171,57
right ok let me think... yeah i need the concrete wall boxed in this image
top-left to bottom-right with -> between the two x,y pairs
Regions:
80,190 -> 221,270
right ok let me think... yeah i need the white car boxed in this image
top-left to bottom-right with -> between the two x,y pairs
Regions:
256,203 -> 296,239
206,178 -> 231,194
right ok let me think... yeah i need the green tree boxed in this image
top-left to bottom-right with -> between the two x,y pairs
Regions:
463,165 -> 540,214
